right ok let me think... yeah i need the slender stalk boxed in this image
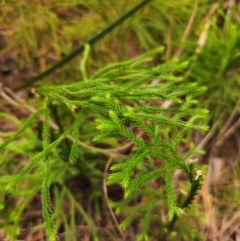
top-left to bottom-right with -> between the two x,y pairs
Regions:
15,0 -> 152,90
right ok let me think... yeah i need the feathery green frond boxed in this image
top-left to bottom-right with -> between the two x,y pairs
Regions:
6,128 -> 72,191
137,200 -> 157,241
165,169 -> 181,221
69,111 -> 85,164
2,46 -> 207,240
41,99 -> 56,239
125,169 -> 166,197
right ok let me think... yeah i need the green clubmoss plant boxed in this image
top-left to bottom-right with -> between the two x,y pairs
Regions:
0,48 -> 208,240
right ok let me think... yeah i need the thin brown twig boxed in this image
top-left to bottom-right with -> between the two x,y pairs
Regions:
218,106 -> 239,137
185,2 -> 220,79
226,0 -> 235,20
215,117 -> 240,148
221,209 -> 240,241
103,155 -> 125,238
173,0 -> 199,59
0,83 -> 20,107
